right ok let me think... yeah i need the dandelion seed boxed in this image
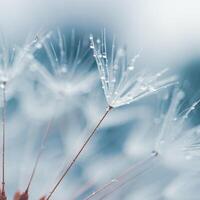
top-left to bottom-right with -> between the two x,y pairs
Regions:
45,31 -> 176,199
90,30 -> 177,108
0,30 -> 52,198
46,105 -> 113,200
155,89 -> 200,170
36,29 -> 97,98
1,81 -> 6,198
84,151 -> 159,200
34,30 -> 104,199
21,114 -> 55,197
0,31 -> 50,83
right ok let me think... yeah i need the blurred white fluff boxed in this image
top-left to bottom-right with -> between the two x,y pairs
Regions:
90,30 -> 177,108
155,89 -> 200,170
84,151 -> 158,200
0,31 -> 49,84
2,28 -> 200,200
35,29 -> 98,98
164,173 -> 200,200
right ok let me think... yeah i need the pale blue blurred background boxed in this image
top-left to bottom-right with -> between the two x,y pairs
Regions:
0,0 -> 200,199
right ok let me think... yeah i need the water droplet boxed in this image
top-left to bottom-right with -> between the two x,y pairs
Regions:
34,35 -> 39,43
140,85 -> 147,91
183,115 -> 188,120
128,66 -> 134,71
96,39 -> 101,44
35,43 -> 42,49
151,150 -> 159,157
90,44 -> 94,49
156,72 -> 161,77
60,66 -> 67,73
46,33 -> 51,39
148,85 -> 156,92
0,82 -> 6,89
111,179 -> 119,183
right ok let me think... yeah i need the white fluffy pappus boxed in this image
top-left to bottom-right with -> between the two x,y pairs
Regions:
35,29 -> 98,98
90,30 -> 177,108
0,31 -> 50,84
155,89 -> 200,171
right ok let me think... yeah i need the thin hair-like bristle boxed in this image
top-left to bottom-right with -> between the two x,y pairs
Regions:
84,151 -> 158,200
90,31 -> 177,108
46,106 -> 113,200
1,81 -> 6,197
25,115 -> 55,193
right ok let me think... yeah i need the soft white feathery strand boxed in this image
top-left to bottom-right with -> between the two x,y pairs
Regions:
155,89 -> 200,170
90,32 -> 177,108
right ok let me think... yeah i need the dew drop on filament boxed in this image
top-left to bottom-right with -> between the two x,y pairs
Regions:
36,43 -> 42,49
90,44 -> 94,49
89,34 -> 93,40
128,66 -> 134,71
96,39 -> 101,44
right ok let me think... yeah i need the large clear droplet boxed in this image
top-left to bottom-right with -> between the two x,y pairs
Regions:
128,66 -> 134,71
36,43 -> 42,49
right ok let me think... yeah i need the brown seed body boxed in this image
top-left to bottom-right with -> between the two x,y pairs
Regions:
14,192 -> 46,200
13,192 -> 28,200
0,194 -> 6,200
0,189 -> 6,200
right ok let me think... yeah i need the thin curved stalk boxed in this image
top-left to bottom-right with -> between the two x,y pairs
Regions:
46,106 -> 113,200
1,81 -> 6,198
84,151 -> 159,200
25,114 -> 55,193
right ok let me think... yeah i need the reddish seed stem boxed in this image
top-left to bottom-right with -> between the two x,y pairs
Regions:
84,151 -> 159,200
46,106 -> 113,200
25,115 -> 55,193
18,191 -> 28,200
1,82 -> 6,197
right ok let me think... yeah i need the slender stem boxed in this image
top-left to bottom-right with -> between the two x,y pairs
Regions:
25,115 -> 55,193
84,151 -> 159,200
1,81 -> 6,196
46,106 -> 113,200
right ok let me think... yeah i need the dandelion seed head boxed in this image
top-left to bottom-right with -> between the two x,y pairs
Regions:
0,30 -> 50,83
90,31 -> 177,108
36,29 -> 97,98
155,89 -> 200,170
